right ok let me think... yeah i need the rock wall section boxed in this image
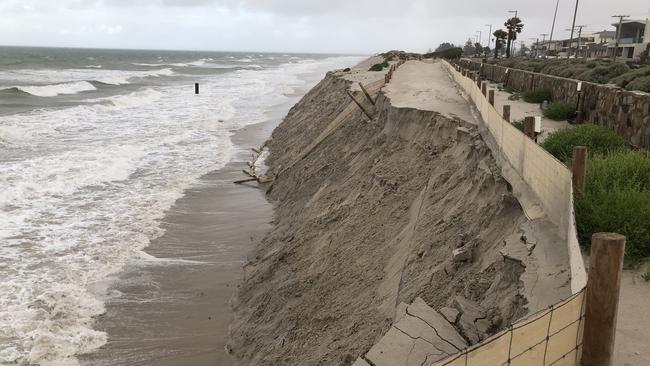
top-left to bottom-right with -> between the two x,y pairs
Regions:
458,59 -> 650,148
229,69 -> 539,366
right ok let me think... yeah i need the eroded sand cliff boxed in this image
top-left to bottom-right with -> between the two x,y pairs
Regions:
229,62 -> 562,365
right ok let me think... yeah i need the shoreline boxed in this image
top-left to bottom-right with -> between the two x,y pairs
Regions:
80,118 -> 277,366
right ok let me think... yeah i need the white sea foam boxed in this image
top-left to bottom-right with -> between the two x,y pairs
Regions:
0,54 -> 365,366
0,68 -> 175,88
11,81 -> 97,97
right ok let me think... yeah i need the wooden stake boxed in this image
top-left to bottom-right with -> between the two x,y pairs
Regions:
234,178 -> 259,185
195,83 -> 200,94
488,90 -> 495,106
582,233 -> 625,366
346,90 -> 373,120
572,146 -> 588,193
503,105 -> 511,122
358,83 -> 375,105
481,82 -> 487,96
523,116 -> 535,139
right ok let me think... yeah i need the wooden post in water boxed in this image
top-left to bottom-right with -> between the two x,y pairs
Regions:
523,116 -> 535,139
572,146 -> 588,193
503,105 -> 511,122
488,90 -> 495,106
195,83 -> 199,94
581,233 -> 626,366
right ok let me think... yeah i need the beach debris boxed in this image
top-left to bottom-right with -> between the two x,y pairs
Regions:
234,141 -> 274,186
346,90 -> 374,120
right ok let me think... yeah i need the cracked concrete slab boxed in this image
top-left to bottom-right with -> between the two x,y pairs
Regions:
360,298 -> 467,366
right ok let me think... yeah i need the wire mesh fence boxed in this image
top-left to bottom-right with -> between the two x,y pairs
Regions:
431,289 -> 586,366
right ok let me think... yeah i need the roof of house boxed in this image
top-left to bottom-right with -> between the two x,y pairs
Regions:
593,30 -> 616,37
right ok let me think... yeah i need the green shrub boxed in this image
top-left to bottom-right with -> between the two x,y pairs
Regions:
543,101 -> 576,121
625,76 -> 650,93
541,124 -> 626,163
575,151 -> 650,261
522,89 -> 552,103
512,119 -> 525,132
369,63 -> 384,72
610,65 -> 650,88
576,63 -> 630,84
381,61 -> 390,68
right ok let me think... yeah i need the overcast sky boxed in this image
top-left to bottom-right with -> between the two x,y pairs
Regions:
1,0 -> 649,54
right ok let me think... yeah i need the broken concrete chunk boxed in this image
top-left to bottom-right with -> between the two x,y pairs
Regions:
351,358 -> 371,366
439,307 -> 460,324
394,302 -> 408,323
453,296 -> 488,344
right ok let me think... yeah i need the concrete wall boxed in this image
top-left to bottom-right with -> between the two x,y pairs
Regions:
445,62 -> 587,294
458,59 -> 650,148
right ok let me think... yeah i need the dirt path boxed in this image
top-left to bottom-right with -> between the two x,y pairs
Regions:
614,268 -> 650,365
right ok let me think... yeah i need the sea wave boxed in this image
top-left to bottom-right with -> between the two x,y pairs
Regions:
90,88 -> 164,111
2,81 -> 97,97
0,68 -> 175,90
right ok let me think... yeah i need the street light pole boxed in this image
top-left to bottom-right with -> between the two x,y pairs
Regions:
485,24 -> 493,54
568,0 -> 580,58
540,33 -> 549,57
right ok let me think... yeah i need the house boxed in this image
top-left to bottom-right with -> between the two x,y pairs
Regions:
606,19 -> 649,61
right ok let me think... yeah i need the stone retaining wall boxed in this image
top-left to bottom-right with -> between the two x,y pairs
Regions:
457,59 -> 650,148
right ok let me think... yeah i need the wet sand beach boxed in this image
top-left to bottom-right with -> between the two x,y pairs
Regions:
80,119 -> 276,366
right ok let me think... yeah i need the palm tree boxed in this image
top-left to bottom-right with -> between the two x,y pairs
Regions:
504,17 -> 524,58
493,29 -> 508,58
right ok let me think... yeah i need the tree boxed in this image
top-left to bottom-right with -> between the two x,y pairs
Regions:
504,17 -> 524,58
435,42 -> 456,52
484,46 -> 492,58
463,39 -> 476,57
474,43 -> 484,57
493,29 -> 508,58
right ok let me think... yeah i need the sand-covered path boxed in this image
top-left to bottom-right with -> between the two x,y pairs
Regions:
383,59 -> 476,122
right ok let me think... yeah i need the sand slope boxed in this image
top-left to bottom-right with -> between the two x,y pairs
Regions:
228,68 -> 543,365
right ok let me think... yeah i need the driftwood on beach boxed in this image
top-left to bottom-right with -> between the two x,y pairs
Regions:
234,141 -> 273,186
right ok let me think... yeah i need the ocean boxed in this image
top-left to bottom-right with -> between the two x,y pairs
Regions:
0,46 -> 362,365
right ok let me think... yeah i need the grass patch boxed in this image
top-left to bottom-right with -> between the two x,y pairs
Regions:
522,89 -> 552,103
369,63 -> 384,72
541,124 -> 626,163
643,269 -> 650,282
575,151 -> 650,262
543,101 -> 576,121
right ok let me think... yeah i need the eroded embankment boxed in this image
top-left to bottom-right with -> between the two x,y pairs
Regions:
230,71 -> 530,365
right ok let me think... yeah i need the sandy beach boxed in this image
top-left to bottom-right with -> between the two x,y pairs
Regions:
79,118 -> 276,366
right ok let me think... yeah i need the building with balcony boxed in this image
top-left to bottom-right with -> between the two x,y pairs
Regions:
606,19 -> 649,61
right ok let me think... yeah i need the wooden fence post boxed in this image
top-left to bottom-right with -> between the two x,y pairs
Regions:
523,116 -> 535,139
572,146 -> 588,193
481,82 -> 487,96
581,233 -> 626,366
488,90 -> 495,106
195,83 -> 200,94
503,105 -> 511,122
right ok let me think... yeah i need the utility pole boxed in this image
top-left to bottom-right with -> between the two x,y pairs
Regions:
612,15 -> 630,61
568,0 -> 580,58
549,0 -> 560,46
476,30 -> 483,46
486,24 -> 493,48
566,26 -> 586,58
540,33 -> 549,57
